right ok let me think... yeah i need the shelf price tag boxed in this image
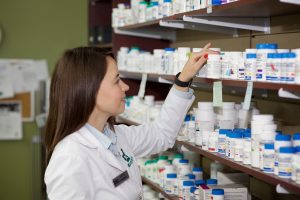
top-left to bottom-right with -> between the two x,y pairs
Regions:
138,73 -> 148,98
213,81 -> 223,107
243,81 -> 253,110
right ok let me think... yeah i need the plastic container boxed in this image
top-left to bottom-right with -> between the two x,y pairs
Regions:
177,159 -> 191,177
212,188 -> 225,200
182,181 -> 195,200
138,1 -> 148,23
164,48 -> 175,74
243,131 -> 252,165
292,146 -> 300,182
218,129 -> 229,154
192,167 -> 203,180
162,0 -> 172,17
208,130 -> 219,152
278,147 -> 295,179
207,54 -> 221,79
256,43 -> 277,82
164,173 -> 178,195
263,143 -> 275,173
172,154 -> 184,170
286,52 -> 296,83
293,133 -> 300,147
245,53 -> 257,81
190,186 -> 198,200
274,134 -> 292,175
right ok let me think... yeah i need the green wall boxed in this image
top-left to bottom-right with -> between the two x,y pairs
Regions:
0,0 -> 87,199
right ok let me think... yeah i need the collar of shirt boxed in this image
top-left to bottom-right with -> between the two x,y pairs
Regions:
84,123 -> 113,149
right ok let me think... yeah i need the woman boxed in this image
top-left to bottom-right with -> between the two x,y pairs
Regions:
44,43 -> 215,199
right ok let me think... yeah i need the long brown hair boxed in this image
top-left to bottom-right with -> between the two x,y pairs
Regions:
45,47 -> 115,164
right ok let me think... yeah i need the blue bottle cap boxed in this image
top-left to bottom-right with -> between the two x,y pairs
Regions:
165,47 -> 175,51
185,115 -> 191,121
179,159 -> 189,164
219,129 -> 231,135
212,188 -> 224,195
243,131 -> 251,138
281,53 -> 290,58
212,0 -> 221,5
164,0 -> 172,2
192,167 -> 203,172
206,179 -> 218,185
190,186 -> 197,193
264,143 -> 274,150
275,134 -> 291,141
167,173 -> 177,178
289,52 -> 296,58
246,53 -> 256,59
267,53 -> 274,58
183,181 -> 195,187
186,174 -> 196,180
295,146 -> 300,153
256,44 -> 269,49
293,133 -> 300,140
273,53 -> 282,58
151,1 -> 159,6
279,147 -> 295,154
268,44 -> 278,49
195,179 -> 206,186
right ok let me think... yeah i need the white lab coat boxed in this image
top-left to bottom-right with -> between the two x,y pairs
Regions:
45,88 -> 195,200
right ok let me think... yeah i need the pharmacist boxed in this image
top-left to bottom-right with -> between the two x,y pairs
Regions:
44,43 -> 216,199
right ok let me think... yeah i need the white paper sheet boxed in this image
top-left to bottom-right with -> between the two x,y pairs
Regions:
0,60 -> 14,99
0,101 -> 22,140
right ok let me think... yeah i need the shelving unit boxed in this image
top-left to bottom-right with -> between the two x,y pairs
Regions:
119,70 -> 300,93
142,177 -> 179,200
116,116 -> 300,196
116,0 -> 300,38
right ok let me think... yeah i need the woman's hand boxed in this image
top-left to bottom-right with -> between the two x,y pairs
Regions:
178,43 -> 219,82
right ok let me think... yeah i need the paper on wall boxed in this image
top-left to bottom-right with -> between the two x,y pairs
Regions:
0,60 -> 14,99
0,101 -> 22,140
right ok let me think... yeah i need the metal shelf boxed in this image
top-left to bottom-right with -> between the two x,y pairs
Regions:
176,140 -> 300,195
119,71 -> 300,93
114,0 -> 300,37
142,177 -> 179,200
116,116 -> 300,195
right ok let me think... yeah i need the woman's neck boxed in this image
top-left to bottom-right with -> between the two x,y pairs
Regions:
87,110 -> 109,132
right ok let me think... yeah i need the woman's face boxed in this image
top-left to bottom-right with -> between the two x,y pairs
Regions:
95,56 -> 129,117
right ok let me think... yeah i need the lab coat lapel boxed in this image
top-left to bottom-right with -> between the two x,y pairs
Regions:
77,126 -> 125,172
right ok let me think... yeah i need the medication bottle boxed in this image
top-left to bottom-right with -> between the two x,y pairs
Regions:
286,52 -> 296,83
188,115 -> 196,144
291,146 -> 300,181
164,173 -> 178,195
209,130 -> 219,152
212,188 -> 225,200
177,159 -> 191,177
164,48 -> 175,74
280,53 -> 289,83
190,186 -> 198,200
157,155 -> 169,186
234,133 -> 244,162
278,147 -> 295,179
263,143 -> 275,173
293,49 -> 300,84
172,153 -> 184,170
241,130 -> 251,164
256,43 -> 277,82
192,167 -> 203,180
274,134 -> 292,175
293,133 -> 300,147
207,54 -> 221,79
162,0 -> 172,17
218,129 -> 228,154
138,1 -> 148,23
151,1 -> 159,19
244,53 -> 257,81
182,181 -> 195,200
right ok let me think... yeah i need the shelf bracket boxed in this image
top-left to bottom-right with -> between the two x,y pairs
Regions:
280,0 -> 300,5
159,19 -> 239,36
278,88 -> 300,99
183,15 -> 270,33
114,27 -> 176,41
